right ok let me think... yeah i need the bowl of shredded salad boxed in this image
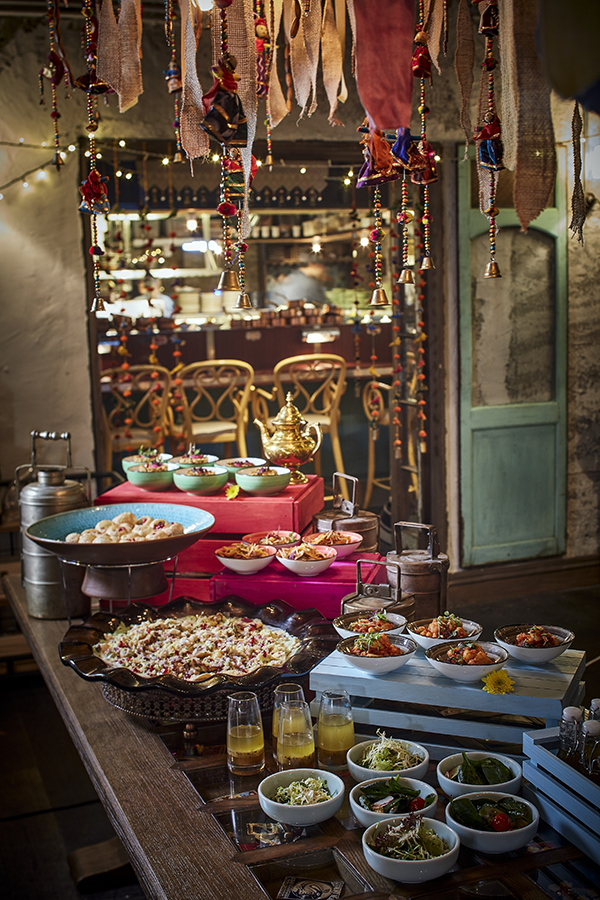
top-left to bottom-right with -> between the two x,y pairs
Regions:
362,814 -> 460,883
347,731 -> 429,783
258,768 -> 345,826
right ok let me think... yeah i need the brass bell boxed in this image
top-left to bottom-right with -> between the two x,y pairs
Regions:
484,259 -> 502,278
234,291 -> 253,309
173,151 -> 184,164
419,254 -> 435,271
217,268 -> 241,291
369,287 -> 389,307
90,294 -> 106,313
397,268 -> 414,285
265,153 -> 273,168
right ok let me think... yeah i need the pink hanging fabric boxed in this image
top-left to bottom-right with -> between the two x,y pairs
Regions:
352,0 -> 415,131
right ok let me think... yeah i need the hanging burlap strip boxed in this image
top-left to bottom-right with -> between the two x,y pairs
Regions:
570,102 -> 585,243
346,0 -> 356,77
454,0 -> 474,160
322,0 -> 344,125
97,0 -> 121,96
335,0 -> 348,103
117,0 -> 143,112
512,0 -> 556,230
289,0 -> 320,118
424,0 -> 444,76
267,0 -> 289,128
498,0 -> 517,171
352,0 -> 414,130
180,0 -> 209,162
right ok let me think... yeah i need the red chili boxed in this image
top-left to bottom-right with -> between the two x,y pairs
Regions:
409,797 -> 426,812
491,813 -> 512,832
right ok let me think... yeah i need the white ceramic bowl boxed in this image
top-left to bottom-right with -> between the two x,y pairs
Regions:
347,739 -> 429,783
215,544 -> 277,574
258,768 -> 345,826
336,634 -> 417,674
303,531 -> 363,559
362,817 -> 460,884
276,545 -> 337,577
493,624 -> 575,664
445,791 -> 539,853
332,610 -> 407,640
242,530 -> 301,548
436,752 -> 522,799
407,616 -> 483,650
350,776 -> 438,828
425,641 -> 509,683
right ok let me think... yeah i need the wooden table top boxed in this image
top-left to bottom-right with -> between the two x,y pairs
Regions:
5,573 -> 598,900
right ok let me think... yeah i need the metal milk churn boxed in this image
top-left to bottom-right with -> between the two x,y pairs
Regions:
18,431 -> 90,619
386,522 -> 449,621
341,560 -> 415,621
312,473 -> 380,553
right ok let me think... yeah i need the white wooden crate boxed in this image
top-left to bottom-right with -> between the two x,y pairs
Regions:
522,726 -> 600,858
309,649 -> 586,758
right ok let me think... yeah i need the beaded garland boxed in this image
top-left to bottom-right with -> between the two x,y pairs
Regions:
164,0 -> 185,164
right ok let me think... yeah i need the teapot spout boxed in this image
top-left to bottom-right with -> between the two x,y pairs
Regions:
254,417 -> 273,450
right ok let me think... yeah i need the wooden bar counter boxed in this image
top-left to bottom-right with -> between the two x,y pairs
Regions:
5,574 -> 600,900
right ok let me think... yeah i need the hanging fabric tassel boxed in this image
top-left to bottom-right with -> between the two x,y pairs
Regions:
570,102 -> 586,244
454,0 -> 474,160
97,0 -> 121,97
267,0 -> 289,127
117,0 -> 143,112
321,0 -> 344,125
180,0 -> 209,163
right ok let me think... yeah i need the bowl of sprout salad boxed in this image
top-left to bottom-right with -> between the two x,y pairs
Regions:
362,815 -> 460,883
258,768 -> 345,826
347,731 -> 429,783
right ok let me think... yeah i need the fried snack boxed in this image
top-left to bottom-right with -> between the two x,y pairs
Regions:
307,530 -> 354,545
258,531 -> 297,545
413,612 -> 468,640
348,633 -> 403,658
514,626 -> 560,648
277,543 -> 332,561
63,512 -> 184,544
217,543 -> 271,559
445,642 -> 494,666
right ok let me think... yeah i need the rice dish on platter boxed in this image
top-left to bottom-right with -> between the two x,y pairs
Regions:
93,611 -> 301,680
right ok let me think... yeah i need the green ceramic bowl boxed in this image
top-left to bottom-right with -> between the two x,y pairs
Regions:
234,466 -> 291,496
170,453 -> 219,469
122,452 -> 173,474
126,462 -> 179,492
173,465 -> 228,496
216,457 -> 266,481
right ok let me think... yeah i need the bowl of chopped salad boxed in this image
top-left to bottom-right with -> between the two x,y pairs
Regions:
493,624 -> 575,664
347,732 -> 429,783
242,530 -> 301,548
445,792 -> 538,853
350,776 -> 438,828
215,542 -> 277,574
336,633 -> 417,674
362,815 -> 460,883
424,640 -> 508,682
173,465 -> 228,496
258,769 -> 345,826
332,609 -> 407,640
276,543 -> 337,577
437,752 -> 522,800
406,612 -> 483,650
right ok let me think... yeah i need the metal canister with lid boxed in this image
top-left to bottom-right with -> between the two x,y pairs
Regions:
18,431 -> 90,619
312,473 -> 380,553
385,522 -> 449,621
340,560 -> 415,621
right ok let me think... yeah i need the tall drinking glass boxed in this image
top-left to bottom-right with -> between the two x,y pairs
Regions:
227,691 -> 265,776
276,699 -> 315,770
317,689 -> 354,769
272,683 -> 305,755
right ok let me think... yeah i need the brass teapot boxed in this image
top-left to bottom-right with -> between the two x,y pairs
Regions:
254,392 -> 322,484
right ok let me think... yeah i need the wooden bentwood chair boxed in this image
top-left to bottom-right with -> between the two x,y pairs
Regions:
252,353 -> 347,480
175,359 -> 254,458
101,365 -> 172,472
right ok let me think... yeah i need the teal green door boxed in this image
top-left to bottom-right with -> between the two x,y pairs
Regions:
458,150 -> 567,566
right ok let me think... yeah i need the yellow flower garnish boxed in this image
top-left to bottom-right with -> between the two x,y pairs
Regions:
225,484 -> 240,500
482,669 -> 515,694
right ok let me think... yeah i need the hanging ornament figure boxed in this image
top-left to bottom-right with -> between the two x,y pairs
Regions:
474,113 -> 504,171
79,166 -> 110,215
255,16 -> 270,98
200,53 -> 248,147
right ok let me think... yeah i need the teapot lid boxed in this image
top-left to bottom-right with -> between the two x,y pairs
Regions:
271,392 -> 306,427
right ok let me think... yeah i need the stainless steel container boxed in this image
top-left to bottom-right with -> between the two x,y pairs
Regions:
385,522 -> 449,621
340,560 -> 415,621
312,473 -> 380,553
18,431 -> 90,619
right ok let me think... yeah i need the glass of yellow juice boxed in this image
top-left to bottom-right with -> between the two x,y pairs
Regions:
227,691 -> 265,776
272,683 -> 305,756
276,699 -> 315,770
317,689 -> 354,769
